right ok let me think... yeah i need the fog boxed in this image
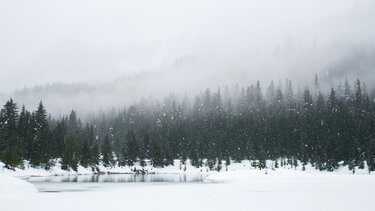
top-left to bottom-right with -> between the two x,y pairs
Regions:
1,0 -> 375,115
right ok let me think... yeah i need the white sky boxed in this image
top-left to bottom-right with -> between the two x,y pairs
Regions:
0,0 -> 374,93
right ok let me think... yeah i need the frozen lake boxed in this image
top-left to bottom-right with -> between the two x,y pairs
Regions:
3,170 -> 375,211
25,174 -> 207,193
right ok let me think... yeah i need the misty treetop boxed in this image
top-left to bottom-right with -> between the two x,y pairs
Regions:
1,77 -> 375,173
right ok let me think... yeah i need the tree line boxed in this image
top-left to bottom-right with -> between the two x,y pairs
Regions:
1,76 -> 375,172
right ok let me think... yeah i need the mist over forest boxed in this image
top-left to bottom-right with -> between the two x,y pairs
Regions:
1,0 -> 375,116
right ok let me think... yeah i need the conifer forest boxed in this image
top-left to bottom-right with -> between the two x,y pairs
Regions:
1,77 -> 375,172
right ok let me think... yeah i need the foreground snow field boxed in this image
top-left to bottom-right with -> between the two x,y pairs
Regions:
1,160 -> 375,211
0,174 -> 37,195
1,169 -> 375,211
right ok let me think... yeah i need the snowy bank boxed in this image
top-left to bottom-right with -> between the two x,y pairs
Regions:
206,160 -> 374,183
1,159 -> 374,179
0,160 -> 92,177
0,159 -> 209,177
0,173 -> 37,195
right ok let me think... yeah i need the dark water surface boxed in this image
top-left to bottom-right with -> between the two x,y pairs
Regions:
25,174 -> 206,193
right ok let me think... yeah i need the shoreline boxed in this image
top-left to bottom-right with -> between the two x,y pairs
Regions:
2,159 -> 374,178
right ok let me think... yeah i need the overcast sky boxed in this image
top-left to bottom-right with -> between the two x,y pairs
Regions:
0,0 -> 374,93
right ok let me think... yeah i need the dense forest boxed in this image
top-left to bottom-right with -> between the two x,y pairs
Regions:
1,76 -> 375,173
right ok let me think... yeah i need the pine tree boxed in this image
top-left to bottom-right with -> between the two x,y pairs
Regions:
353,79 -> 367,166
102,134 -> 113,166
18,105 -> 33,160
62,135 -> 78,171
266,81 -> 276,101
80,124 -> 92,168
344,79 -> 351,102
0,99 -> 22,168
313,92 -> 325,168
124,130 -> 138,166
150,132 -> 164,167
53,118 -> 67,159
314,74 -> 320,99
300,88 -> 314,164
139,131 -> 150,167
30,101 -> 52,169
67,110 -> 82,158
91,139 -> 100,166
325,89 -> 340,170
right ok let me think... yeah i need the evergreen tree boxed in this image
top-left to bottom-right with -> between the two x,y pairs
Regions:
80,124 -> 92,168
313,92 -> 325,168
18,105 -> 33,160
125,130 -> 139,166
150,132 -> 164,167
30,101 -> 52,169
325,89 -> 340,170
62,135 -> 78,171
300,88 -> 314,164
53,118 -> 67,159
0,99 -> 22,168
67,110 -> 81,157
91,139 -> 100,166
102,134 -> 113,166
313,74 -> 320,99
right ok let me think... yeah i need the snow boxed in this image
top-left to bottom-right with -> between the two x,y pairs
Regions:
1,159 -> 374,179
0,160 -> 93,177
1,159 -> 375,210
0,173 -> 37,195
0,159 -> 218,177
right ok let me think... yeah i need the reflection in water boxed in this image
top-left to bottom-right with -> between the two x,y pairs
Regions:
26,173 -> 206,193
27,173 -> 205,183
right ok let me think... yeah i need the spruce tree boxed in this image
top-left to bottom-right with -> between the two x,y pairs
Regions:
125,130 -> 139,166
326,89 -> 340,170
91,139 -> 100,166
102,134 -> 113,166
53,118 -> 67,159
313,92 -> 325,168
0,99 -> 22,168
62,135 -> 78,171
30,101 -> 52,169
18,105 -> 33,160
80,124 -> 92,168
300,88 -> 314,164
150,132 -> 164,167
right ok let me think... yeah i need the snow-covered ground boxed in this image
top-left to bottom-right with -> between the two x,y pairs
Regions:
0,173 -> 37,195
1,160 -> 375,211
1,159 -> 373,177
0,159 -> 213,177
